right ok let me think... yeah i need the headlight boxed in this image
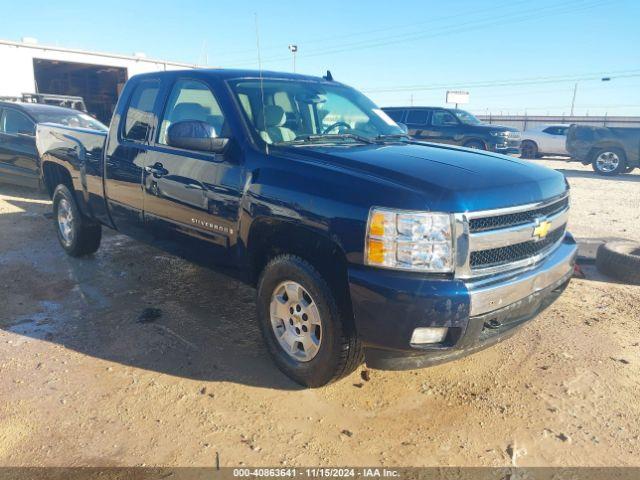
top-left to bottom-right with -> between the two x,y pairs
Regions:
489,131 -> 509,137
365,208 -> 454,272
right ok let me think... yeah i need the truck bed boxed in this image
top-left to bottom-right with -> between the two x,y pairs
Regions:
36,123 -> 110,224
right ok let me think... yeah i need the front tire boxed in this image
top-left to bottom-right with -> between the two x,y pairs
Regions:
256,255 -> 363,387
520,140 -> 539,159
52,184 -> 101,257
592,148 -> 627,175
464,140 -> 485,150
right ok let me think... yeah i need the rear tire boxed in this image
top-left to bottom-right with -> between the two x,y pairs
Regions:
520,140 -> 539,159
591,148 -> 627,176
256,254 -> 363,387
52,184 -> 101,257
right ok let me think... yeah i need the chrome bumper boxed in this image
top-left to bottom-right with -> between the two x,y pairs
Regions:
467,238 -> 577,316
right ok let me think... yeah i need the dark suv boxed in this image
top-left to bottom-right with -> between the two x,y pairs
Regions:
383,107 -> 521,155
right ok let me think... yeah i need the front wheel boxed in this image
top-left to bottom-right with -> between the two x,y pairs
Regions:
256,255 -> 363,387
592,148 -> 627,175
520,140 -> 539,159
464,140 -> 485,150
53,184 -> 102,257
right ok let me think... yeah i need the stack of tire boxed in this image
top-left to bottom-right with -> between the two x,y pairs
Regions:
596,241 -> 640,285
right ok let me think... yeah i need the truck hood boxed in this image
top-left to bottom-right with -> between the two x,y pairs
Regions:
473,123 -> 520,133
284,142 -> 567,212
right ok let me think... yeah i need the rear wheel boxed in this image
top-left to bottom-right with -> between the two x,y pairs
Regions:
520,140 -> 539,159
592,148 -> 627,175
256,255 -> 363,387
53,184 -> 101,257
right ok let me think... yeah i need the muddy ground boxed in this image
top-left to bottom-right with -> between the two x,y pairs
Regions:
0,159 -> 638,467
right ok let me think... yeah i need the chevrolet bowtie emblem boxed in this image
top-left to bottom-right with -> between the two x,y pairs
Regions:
533,219 -> 552,240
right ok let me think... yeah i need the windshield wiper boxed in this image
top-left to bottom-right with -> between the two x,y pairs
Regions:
375,133 -> 411,141
289,133 -> 375,145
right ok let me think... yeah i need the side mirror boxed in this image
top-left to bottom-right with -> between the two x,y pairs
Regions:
396,122 -> 409,134
167,120 -> 229,154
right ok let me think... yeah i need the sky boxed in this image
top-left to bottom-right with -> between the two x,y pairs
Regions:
1,0 -> 639,115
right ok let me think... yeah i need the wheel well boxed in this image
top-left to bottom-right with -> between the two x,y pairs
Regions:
588,144 -> 626,162
42,162 -> 73,198
247,220 -> 354,327
464,138 -> 486,148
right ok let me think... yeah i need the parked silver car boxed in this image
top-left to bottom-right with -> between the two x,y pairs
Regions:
520,124 -> 570,159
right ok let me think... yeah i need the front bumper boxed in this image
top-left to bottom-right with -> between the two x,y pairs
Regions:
488,136 -> 521,155
495,146 -> 521,155
492,142 -> 521,155
348,235 -> 577,370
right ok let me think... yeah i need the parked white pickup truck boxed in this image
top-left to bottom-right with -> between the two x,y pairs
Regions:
520,124 -> 570,159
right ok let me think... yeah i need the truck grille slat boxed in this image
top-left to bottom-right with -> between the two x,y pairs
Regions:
469,196 -> 569,233
470,227 -> 565,268
457,194 -> 570,278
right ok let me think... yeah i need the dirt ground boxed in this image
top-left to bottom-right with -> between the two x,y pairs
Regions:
0,159 -> 639,467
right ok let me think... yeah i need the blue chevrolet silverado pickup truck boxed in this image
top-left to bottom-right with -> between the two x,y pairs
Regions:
36,69 -> 577,387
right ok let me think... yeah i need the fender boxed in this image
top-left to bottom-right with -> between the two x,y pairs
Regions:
37,123 -> 108,222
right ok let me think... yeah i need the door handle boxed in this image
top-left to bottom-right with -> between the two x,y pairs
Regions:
185,184 -> 204,190
144,162 -> 168,177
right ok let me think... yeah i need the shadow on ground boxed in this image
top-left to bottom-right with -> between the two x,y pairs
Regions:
0,183 -> 301,391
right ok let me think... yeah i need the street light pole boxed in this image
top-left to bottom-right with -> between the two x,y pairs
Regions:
288,44 -> 298,72
570,82 -> 578,116
571,78 -> 612,116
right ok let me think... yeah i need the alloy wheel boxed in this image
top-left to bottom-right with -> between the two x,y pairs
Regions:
269,281 -> 322,362
596,151 -> 620,173
57,198 -> 74,247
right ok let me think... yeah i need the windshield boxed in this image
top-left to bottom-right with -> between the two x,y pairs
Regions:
32,110 -> 108,131
453,109 -> 482,125
229,79 -> 405,145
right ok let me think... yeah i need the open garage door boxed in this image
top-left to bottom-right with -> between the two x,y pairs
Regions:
33,59 -> 127,124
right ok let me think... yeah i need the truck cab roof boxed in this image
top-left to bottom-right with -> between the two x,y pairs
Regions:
0,101 -> 86,120
131,68 -> 340,84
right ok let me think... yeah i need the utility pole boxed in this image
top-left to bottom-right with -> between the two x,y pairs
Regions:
288,44 -> 298,72
570,82 -> 578,116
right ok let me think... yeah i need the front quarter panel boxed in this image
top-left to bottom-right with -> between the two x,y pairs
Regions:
241,148 -> 429,267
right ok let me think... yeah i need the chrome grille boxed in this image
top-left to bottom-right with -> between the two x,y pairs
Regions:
470,227 -> 565,268
470,196 -> 568,232
454,193 -> 570,279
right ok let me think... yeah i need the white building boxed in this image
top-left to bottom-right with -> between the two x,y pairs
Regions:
0,38 -> 200,123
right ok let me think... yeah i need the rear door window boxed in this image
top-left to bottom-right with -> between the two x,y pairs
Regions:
406,109 -> 429,125
1,109 -> 35,135
122,80 -> 160,142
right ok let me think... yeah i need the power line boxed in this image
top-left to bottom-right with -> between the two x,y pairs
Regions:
227,0 -> 609,66
212,0 -> 529,59
362,69 -> 640,93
